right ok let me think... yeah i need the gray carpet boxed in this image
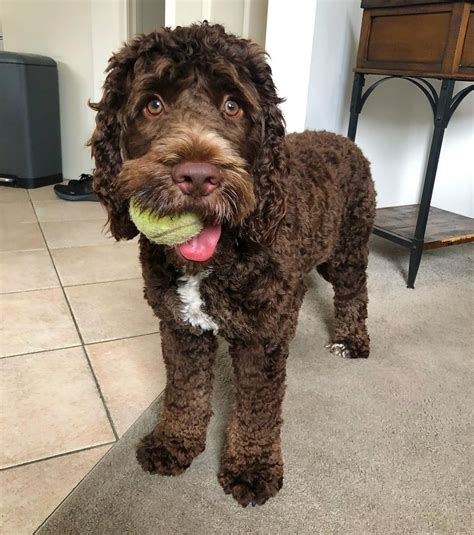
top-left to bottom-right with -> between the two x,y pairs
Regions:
38,238 -> 473,534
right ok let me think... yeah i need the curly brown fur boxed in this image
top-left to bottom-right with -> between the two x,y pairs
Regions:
136,321 -> 217,475
90,23 -> 376,507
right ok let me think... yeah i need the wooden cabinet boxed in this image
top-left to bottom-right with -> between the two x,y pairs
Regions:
356,0 -> 474,79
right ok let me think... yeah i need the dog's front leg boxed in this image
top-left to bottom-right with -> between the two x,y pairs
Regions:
136,320 -> 217,475
218,339 -> 288,507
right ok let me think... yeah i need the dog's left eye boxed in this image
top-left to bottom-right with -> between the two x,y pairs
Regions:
145,98 -> 163,116
224,100 -> 241,117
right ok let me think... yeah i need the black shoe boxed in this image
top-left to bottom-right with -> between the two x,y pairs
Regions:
54,174 -> 98,201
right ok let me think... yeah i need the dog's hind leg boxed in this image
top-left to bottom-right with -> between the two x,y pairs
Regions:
136,321 -> 217,475
322,198 -> 375,359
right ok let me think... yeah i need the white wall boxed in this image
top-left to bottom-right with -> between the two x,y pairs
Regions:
1,0 -> 127,179
242,0 -> 268,48
166,0 -> 268,47
306,0 -> 361,135
90,0 -> 128,102
302,0 -> 473,217
432,93 -> 473,217
130,0 -> 166,36
265,0 -> 317,133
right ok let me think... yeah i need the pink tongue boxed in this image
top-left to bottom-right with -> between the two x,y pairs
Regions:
177,225 -> 222,262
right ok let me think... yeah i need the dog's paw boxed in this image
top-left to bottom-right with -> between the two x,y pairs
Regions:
325,342 -> 352,358
136,431 -> 202,476
218,463 -> 283,507
325,341 -> 370,359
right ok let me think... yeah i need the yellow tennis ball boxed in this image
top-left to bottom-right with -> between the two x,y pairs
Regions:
129,198 -> 203,245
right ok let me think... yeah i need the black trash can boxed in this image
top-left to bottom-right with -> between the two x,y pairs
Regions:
0,51 -> 63,188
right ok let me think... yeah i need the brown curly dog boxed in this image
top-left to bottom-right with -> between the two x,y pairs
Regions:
90,22 -> 376,508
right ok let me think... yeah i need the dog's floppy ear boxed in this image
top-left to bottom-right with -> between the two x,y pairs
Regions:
243,45 -> 288,245
89,48 -> 138,241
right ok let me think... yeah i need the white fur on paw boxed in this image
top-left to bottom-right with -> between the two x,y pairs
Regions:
325,342 -> 352,359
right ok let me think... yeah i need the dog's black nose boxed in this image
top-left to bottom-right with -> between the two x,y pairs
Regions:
172,161 -> 221,196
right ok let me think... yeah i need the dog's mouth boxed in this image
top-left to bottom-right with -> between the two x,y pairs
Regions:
176,223 -> 222,262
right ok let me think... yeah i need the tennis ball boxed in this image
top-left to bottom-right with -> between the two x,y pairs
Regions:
129,198 -> 203,246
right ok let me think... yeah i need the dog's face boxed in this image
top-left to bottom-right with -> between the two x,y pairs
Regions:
119,58 -> 259,227
90,23 -> 287,259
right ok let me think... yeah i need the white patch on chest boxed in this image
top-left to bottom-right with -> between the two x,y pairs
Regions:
177,272 -> 219,333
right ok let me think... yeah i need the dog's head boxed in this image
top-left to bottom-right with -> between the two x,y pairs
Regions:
90,22 -> 287,259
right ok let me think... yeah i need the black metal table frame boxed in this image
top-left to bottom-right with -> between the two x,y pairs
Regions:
347,72 -> 473,288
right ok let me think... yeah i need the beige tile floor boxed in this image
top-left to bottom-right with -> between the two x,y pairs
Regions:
0,185 -> 166,534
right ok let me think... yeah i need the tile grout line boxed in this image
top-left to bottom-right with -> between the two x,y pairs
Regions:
0,330 -> 161,360
79,346 -> 121,440
85,330 -> 161,346
61,276 -> 142,289
1,284 -> 62,296
0,344 -> 83,361
0,441 -> 116,473
28,196 -> 120,442
0,276 -> 141,296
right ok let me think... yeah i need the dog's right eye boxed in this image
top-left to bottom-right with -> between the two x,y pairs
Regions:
223,100 -> 241,118
145,98 -> 163,117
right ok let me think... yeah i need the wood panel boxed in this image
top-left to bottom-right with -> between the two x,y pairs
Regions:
374,205 -> 474,249
356,1 -> 474,79
444,2 -> 472,72
460,10 -> 474,71
353,67 -> 474,79
367,12 -> 451,64
362,0 -> 470,7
